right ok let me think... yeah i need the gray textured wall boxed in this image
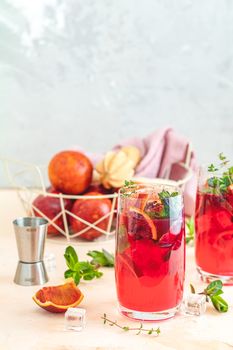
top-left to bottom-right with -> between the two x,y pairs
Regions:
1,0 -> 233,186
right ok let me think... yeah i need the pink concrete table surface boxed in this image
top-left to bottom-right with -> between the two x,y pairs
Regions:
0,189 -> 233,350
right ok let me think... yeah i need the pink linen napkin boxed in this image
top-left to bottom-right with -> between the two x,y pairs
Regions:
113,127 -> 197,216
85,127 -> 197,216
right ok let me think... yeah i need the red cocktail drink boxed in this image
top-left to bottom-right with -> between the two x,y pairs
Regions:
115,184 -> 185,321
195,161 -> 233,284
195,191 -> 233,282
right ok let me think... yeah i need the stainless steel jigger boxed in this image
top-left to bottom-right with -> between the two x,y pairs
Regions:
13,217 -> 49,286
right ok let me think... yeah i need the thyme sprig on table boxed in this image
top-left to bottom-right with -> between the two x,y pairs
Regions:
102,314 -> 161,336
190,280 -> 228,313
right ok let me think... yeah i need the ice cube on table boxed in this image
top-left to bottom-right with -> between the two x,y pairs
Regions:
183,294 -> 206,316
65,308 -> 86,331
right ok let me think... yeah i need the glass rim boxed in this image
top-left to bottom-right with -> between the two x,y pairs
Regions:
199,163 -> 231,176
13,216 -> 48,227
118,182 -> 182,197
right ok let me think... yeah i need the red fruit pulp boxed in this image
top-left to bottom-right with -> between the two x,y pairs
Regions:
115,211 -> 185,312
195,191 -> 233,276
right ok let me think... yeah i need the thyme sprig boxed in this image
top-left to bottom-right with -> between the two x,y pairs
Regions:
102,314 -> 160,336
121,180 -> 137,197
208,153 -> 230,172
207,153 -> 233,194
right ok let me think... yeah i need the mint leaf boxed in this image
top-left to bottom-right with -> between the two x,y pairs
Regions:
157,190 -> 180,218
102,249 -> 115,266
64,246 -> 78,270
83,271 -> 97,280
205,280 -> 223,296
210,295 -> 228,313
73,271 -> 81,285
64,245 -> 104,285
158,190 -> 179,200
94,270 -> 103,278
186,217 -> 195,244
64,269 -> 74,279
228,166 -> 233,176
78,261 -> 92,272
190,280 -> 228,314
87,249 -> 114,267
212,290 -> 223,296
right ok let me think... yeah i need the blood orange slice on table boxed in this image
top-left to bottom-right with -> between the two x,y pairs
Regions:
32,281 -> 84,313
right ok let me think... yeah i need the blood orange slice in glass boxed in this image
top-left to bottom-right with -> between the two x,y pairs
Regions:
129,207 -> 157,240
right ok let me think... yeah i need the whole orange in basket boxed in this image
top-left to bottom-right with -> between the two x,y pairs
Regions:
48,150 -> 93,195
70,192 -> 112,240
32,187 -> 72,235
32,281 -> 83,313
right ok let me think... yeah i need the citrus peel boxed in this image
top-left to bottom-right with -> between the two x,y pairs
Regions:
129,206 -> 157,240
32,281 -> 84,313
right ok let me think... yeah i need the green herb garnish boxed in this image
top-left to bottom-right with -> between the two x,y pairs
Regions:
158,190 -> 179,200
208,164 -> 219,172
102,314 -> 160,336
190,280 -> 228,313
186,217 -> 195,244
124,180 -> 136,187
207,153 -> 232,194
87,249 -> 114,267
219,152 -> 230,167
121,180 -> 137,197
64,246 -> 103,285
157,190 -> 180,218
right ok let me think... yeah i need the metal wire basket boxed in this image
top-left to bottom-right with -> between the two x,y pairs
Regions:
2,147 -> 193,243
2,158 -> 117,242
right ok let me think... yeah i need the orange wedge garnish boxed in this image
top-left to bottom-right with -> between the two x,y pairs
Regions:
138,193 -> 149,211
129,206 -> 157,240
131,193 -> 149,211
